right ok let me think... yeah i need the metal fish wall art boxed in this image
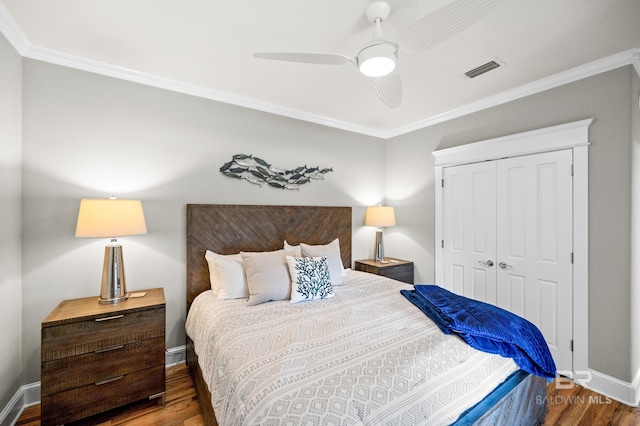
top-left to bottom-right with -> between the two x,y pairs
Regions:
220,154 -> 333,190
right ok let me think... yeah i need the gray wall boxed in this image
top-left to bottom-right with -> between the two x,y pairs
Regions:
20,59 -> 386,384
385,66 -> 636,382
0,33 -> 23,409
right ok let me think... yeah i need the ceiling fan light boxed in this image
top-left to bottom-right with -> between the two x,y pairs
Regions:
359,56 -> 396,77
358,42 -> 397,77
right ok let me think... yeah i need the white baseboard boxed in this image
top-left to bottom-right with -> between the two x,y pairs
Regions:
166,345 -> 186,367
0,382 -> 39,426
633,366 -> 640,406
0,345 -> 187,426
585,368 -> 640,407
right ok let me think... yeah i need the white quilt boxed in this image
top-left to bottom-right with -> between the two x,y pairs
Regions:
186,270 -> 518,426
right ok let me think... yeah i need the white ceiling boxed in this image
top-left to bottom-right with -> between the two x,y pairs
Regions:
1,0 -> 639,138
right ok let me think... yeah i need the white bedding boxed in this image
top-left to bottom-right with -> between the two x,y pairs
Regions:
186,270 -> 518,426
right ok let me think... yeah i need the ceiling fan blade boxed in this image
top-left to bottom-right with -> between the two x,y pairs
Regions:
374,74 -> 402,109
253,52 -> 352,65
399,0 -> 508,53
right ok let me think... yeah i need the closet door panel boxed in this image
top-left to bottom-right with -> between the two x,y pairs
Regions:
443,162 -> 497,303
496,150 -> 573,370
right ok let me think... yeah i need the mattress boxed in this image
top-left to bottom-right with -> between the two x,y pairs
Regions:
185,270 -> 520,425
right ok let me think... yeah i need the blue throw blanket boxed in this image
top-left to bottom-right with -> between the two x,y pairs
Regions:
401,285 -> 556,380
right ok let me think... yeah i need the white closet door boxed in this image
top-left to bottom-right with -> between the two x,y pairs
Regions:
495,149 -> 574,372
443,161 -> 497,304
442,149 -> 574,372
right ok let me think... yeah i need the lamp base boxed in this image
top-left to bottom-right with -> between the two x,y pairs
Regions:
373,228 -> 386,262
99,240 -> 128,304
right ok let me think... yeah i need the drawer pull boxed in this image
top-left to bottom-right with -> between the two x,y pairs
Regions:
95,314 -> 124,322
95,345 -> 124,354
95,375 -> 124,386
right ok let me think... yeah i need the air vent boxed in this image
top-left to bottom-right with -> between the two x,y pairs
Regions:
464,60 -> 502,79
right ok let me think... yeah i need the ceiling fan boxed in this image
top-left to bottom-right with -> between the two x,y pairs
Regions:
254,0 -> 507,109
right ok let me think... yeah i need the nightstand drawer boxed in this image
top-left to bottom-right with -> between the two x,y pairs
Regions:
42,307 -> 165,362
41,336 -> 165,396
377,264 -> 413,283
41,365 -> 165,426
355,258 -> 414,284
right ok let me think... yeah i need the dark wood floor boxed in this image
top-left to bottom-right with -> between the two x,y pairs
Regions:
542,378 -> 640,426
16,364 -> 640,425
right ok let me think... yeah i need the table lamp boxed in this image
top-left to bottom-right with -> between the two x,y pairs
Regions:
365,205 -> 396,262
75,198 -> 147,304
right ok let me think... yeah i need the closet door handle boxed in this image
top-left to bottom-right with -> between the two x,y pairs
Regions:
498,262 -> 511,269
478,260 -> 494,267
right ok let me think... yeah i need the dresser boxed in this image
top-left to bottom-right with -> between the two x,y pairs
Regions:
41,288 -> 166,425
354,258 -> 414,284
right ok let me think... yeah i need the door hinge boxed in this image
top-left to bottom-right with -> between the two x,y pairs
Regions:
571,165 -> 574,176
571,252 -> 574,264
441,240 -> 444,249
570,339 -> 574,352
441,179 -> 444,188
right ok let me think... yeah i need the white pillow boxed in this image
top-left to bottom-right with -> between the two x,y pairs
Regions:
284,240 -> 302,257
287,256 -> 334,303
300,239 -> 344,286
204,250 -> 248,300
241,249 -> 291,306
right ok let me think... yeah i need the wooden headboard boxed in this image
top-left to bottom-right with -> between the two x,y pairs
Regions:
186,204 -> 352,310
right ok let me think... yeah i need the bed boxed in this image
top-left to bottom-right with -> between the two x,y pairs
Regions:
185,204 -> 548,425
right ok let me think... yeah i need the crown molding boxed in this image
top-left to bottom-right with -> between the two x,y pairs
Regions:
22,44 -> 388,139
0,5 -> 637,140
0,2 -> 28,55
0,6 -> 386,139
387,48 -> 640,139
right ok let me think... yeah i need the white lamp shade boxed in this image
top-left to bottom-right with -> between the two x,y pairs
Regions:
75,199 -> 147,238
365,206 -> 396,227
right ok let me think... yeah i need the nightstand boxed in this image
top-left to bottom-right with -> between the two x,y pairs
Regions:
41,288 -> 166,426
355,258 -> 414,284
